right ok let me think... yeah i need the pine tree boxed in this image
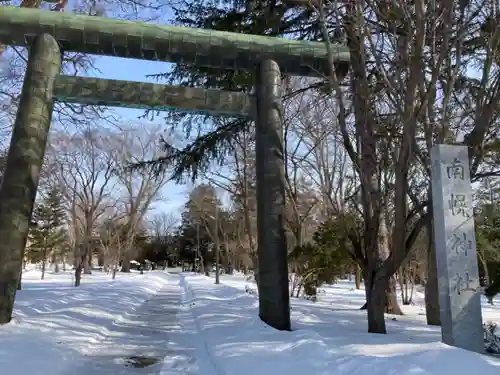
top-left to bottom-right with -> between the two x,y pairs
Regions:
141,0 -> 346,180
28,187 -> 67,280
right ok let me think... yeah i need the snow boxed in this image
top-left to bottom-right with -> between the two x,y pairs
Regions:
1,269 -> 499,375
182,272 -> 500,375
0,270 -> 174,374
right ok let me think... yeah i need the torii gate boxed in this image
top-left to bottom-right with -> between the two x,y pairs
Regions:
0,6 -> 350,329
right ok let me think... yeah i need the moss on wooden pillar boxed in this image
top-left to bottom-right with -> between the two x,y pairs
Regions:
0,33 -> 61,324
255,59 -> 291,331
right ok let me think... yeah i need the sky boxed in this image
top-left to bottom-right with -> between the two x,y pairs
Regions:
87,55 -> 189,222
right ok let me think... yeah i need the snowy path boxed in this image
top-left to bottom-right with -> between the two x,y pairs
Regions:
0,271 -> 218,375
64,273 -> 206,375
10,269 -> 499,375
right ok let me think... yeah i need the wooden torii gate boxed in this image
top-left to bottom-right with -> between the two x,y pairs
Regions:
0,6 -> 350,328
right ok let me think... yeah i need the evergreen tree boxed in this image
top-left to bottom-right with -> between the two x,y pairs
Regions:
139,0 -> 347,180
28,187 -> 67,280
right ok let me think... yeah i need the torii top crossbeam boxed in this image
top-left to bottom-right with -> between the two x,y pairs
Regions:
0,7 -> 349,77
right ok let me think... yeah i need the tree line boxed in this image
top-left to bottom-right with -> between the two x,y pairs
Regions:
145,0 -> 500,334
7,124 -> 170,286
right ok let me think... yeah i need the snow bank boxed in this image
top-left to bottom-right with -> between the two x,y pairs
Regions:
0,271 -> 170,375
181,273 -> 500,375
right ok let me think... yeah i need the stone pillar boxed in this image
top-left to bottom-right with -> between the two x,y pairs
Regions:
430,144 -> 483,353
255,59 -> 290,331
0,34 -> 61,324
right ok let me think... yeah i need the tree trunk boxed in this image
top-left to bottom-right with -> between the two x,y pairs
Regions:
355,264 -> 361,289
75,264 -> 82,287
41,257 -> 46,280
363,211 -> 403,326
215,245 -> 220,284
478,252 -> 489,285
483,262 -> 490,286
121,247 -> 131,273
17,255 -> 24,291
360,277 -> 403,315
425,217 -> 440,325
51,251 -> 58,273
361,217 -> 403,323
365,274 -> 388,334
385,276 -> 403,315
17,268 -> 22,291
251,253 -> 260,287
86,253 -> 92,274
204,256 -> 210,277
0,34 -> 61,324
83,250 -> 91,275
223,242 -> 230,274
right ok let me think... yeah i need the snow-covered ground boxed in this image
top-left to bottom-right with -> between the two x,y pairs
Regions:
183,272 -> 500,375
0,270 -> 175,375
1,269 -> 499,375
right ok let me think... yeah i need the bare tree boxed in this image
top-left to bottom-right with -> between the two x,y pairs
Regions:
98,209 -> 127,279
282,101 -> 321,249
307,0 -> 500,333
204,128 -> 259,279
149,212 -> 178,240
49,127 -> 116,286
284,83 -> 354,221
111,124 -> 169,272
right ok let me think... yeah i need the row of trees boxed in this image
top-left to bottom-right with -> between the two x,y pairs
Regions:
171,179 -> 500,306
15,124 -> 170,286
142,0 -> 500,334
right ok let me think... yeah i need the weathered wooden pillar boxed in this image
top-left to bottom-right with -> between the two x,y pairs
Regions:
255,59 -> 291,331
0,34 -> 61,324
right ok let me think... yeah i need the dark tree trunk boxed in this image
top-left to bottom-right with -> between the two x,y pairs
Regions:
17,248 -> 25,291
0,34 -> 61,324
17,268 -> 22,291
255,59 -> 290,331
198,255 -> 204,274
204,257 -> 210,276
360,276 -> 403,316
41,258 -> 46,280
362,212 -> 403,331
215,245 -> 220,284
75,265 -> 82,287
345,7 -> 387,333
365,274 -> 388,334
51,251 -> 59,273
425,213 -> 440,325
